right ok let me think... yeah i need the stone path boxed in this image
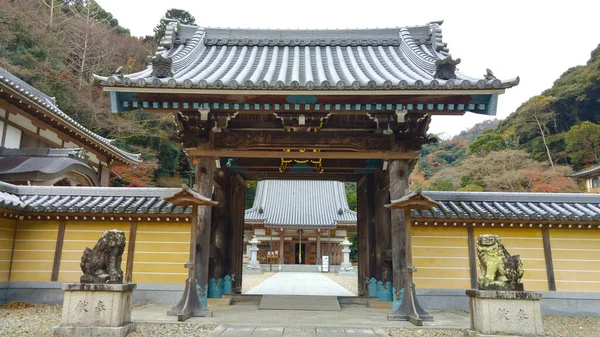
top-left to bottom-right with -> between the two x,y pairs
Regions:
245,272 -> 354,296
208,326 -> 388,337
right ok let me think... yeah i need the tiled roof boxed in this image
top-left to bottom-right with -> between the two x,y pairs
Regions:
0,181 -> 192,215
0,67 -> 141,164
245,180 -> 357,228
93,22 -> 519,91
571,164 -> 600,178
414,191 -> 600,222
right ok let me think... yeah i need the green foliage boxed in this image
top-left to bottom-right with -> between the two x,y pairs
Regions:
458,184 -> 484,192
469,130 -> 507,155
564,121 -> 600,169
154,9 -> 196,43
245,181 -> 257,210
349,233 -> 358,262
429,179 -> 456,191
344,182 -> 357,211
63,0 -> 130,34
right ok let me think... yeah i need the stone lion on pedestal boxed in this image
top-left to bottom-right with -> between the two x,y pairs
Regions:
80,229 -> 126,284
476,234 -> 524,290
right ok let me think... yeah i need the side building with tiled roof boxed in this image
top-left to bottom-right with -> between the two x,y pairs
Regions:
0,67 -> 140,186
571,164 -> 600,193
244,180 -> 357,265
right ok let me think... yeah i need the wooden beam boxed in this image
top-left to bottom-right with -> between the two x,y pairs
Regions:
51,220 -> 66,282
186,149 -> 419,160
542,228 -> 556,291
212,131 -> 393,152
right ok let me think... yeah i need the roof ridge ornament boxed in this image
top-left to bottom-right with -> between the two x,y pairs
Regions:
151,53 -> 173,78
434,55 -> 461,80
160,19 -> 179,49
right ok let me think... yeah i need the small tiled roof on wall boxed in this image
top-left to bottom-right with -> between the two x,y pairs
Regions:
245,180 -> 357,229
415,191 -> 600,222
0,181 -> 192,216
0,67 -> 141,165
93,21 -> 519,92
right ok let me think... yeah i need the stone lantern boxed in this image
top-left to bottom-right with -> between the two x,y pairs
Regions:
247,235 -> 261,273
338,237 -> 354,276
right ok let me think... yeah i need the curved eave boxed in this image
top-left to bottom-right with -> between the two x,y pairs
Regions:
99,85 -> 509,96
0,78 -> 141,166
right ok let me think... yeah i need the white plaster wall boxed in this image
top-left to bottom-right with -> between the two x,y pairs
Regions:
8,114 -> 36,133
4,125 -> 21,148
38,128 -> 61,146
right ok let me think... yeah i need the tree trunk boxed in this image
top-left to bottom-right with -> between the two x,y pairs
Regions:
535,115 -> 554,168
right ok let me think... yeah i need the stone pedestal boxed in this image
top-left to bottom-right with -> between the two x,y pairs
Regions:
466,290 -> 544,337
53,283 -> 136,337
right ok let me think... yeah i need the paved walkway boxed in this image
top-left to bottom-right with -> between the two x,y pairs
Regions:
245,272 -> 354,296
208,326 -> 388,336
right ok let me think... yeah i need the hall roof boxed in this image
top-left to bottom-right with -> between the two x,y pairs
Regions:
415,191 -> 600,222
245,180 -> 357,229
0,67 -> 141,165
93,21 -> 519,92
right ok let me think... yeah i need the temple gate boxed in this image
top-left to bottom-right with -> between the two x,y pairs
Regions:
93,20 -> 517,323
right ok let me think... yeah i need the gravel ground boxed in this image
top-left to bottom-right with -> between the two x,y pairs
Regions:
0,302 -> 216,337
2,302 -> 600,337
241,271 -> 277,293
383,328 -> 463,336
323,273 -> 358,295
129,323 -> 216,337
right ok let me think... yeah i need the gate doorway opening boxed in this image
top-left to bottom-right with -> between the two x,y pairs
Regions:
294,243 -> 306,264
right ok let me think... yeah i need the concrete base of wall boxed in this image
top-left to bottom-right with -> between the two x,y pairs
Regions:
1,283 -> 599,317
416,289 -> 600,317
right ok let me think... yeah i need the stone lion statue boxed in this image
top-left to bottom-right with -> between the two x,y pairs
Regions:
476,234 -> 524,290
80,230 -> 126,284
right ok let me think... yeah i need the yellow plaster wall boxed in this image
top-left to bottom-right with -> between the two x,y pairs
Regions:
10,221 -> 58,282
132,222 -> 190,284
58,221 -> 130,282
550,229 -> 600,292
0,218 -> 17,281
473,227 -> 548,291
412,226 -> 471,289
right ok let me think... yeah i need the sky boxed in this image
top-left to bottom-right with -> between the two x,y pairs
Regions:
96,0 -> 600,137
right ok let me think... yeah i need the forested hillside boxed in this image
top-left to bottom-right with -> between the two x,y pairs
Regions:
0,0 -> 191,186
412,44 -> 600,192
1,1 -> 598,192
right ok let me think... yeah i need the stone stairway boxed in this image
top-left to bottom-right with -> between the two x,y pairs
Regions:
279,264 -> 320,272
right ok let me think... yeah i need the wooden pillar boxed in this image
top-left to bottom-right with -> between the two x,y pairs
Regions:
125,221 -> 137,283
375,169 -> 392,282
209,175 -> 228,280
167,156 -> 215,319
542,228 -> 557,291
51,220 -> 66,281
387,160 -> 432,324
99,164 -> 110,187
279,232 -> 285,264
194,156 -> 215,291
227,173 -> 246,293
467,227 -> 478,289
316,235 -> 321,265
357,175 -> 368,295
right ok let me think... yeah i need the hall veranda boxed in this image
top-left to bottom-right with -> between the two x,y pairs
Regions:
1,19 -> 600,324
